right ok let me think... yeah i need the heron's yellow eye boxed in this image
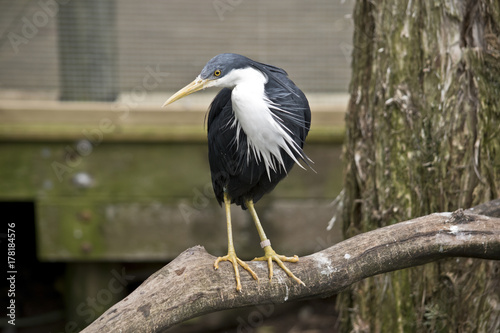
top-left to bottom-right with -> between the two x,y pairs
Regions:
214,70 -> 221,77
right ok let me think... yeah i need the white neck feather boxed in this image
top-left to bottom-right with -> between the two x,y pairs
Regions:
215,67 -> 304,179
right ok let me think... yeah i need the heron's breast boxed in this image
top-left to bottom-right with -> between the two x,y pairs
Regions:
231,85 -> 283,148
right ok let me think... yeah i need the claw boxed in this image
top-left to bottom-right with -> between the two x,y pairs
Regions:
252,246 -> 305,286
214,251 -> 259,291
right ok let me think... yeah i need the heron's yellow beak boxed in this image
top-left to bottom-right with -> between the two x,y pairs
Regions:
162,77 -> 210,107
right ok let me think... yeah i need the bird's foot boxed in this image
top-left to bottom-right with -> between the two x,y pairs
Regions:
252,245 -> 305,286
214,250 -> 259,292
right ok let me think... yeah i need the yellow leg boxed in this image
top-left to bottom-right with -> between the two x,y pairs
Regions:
214,192 -> 258,291
246,199 -> 305,286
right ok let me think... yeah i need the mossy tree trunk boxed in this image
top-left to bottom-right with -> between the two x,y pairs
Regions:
339,0 -> 500,331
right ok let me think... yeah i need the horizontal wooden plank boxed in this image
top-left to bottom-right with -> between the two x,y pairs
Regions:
0,142 -> 343,200
36,198 -> 343,261
0,94 -> 347,143
0,123 -> 344,143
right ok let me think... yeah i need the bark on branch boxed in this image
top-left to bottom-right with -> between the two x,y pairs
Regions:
82,199 -> 500,333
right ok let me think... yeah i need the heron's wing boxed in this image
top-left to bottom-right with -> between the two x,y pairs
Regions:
250,61 -> 311,143
263,71 -> 312,168
207,88 -> 233,205
207,88 -> 257,204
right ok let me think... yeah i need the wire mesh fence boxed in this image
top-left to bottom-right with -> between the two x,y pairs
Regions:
0,0 -> 354,101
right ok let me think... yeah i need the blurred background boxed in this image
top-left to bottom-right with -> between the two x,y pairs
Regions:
1,0 -> 354,332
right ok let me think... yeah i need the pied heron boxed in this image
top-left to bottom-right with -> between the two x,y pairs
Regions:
163,53 -> 311,291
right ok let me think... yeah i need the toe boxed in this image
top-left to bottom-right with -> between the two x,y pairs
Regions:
214,254 -> 259,291
251,247 -> 304,286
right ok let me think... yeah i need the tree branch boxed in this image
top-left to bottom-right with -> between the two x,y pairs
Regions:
82,200 -> 500,332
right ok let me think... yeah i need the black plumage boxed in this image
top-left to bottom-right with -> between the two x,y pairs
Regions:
206,62 -> 311,208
